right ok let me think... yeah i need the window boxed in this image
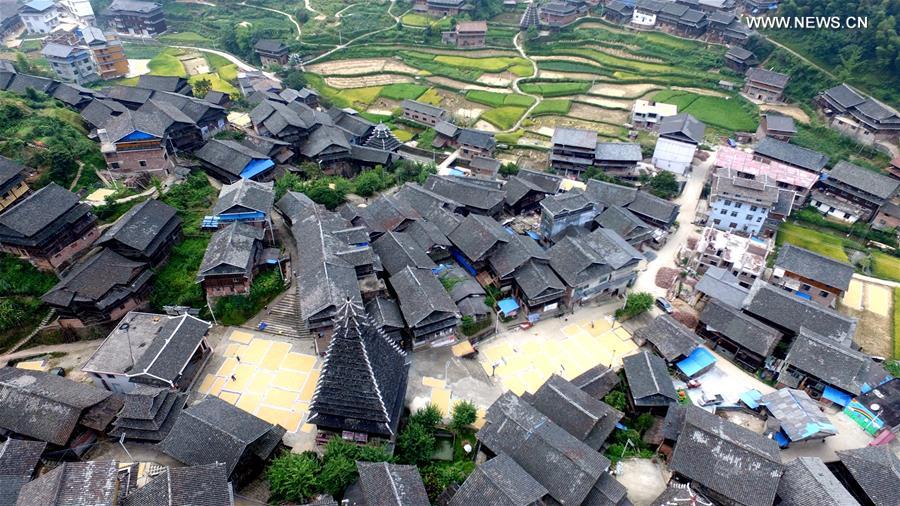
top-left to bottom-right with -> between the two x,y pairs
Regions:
724,200 -> 732,206
110,162 -> 120,169
819,290 -> 829,297
746,214 -> 754,220
713,219 -> 721,225
756,217 -> 763,222
720,209 -> 727,215
729,222 -> 737,228
139,160 -> 147,167
750,206 -> 758,211
844,212 -> 852,219
730,211 -> 738,217
801,284 -> 811,291
734,203 -> 742,209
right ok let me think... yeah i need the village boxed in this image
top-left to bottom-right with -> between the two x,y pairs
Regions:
0,0 -> 899,503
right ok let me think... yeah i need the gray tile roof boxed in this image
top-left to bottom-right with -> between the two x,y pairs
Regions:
825,160 -> 900,200
0,156 -> 26,195
513,260 -> 565,302
782,327 -> 878,395
504,175 -> 550,207
41,249 -> 150,311
0,368 -> 111,446
595,206 -> 653,244
401,99 -> 448,119
404,219 -> 451,251
158,396 -> 285,476
699,298 -> 782,357
552,127 -> 597,149
760,389 -> 836,442
746,67 -> 790,88
835,446 -> 900,506
111,387 -> 186,442
622,351 -> 677,406
488,233 -> 547,278
595,142 -> 642,162
390,266 -> 458,328
628,190 -> 680,225
97,199 -> 180,257
633,315 -> 701,362
469,156 -> 501,176
822,84 -> 866,109
775,244 -> 854,291
213,178 -> 275,217
128,314 -> 210,384
776,457 -> 859,506
754,137 -> 828,172
669,406 -> 782,506
457,128 -> 496,151
744,281 -> 857,343
658,113 -> 705,144
516,168 -> 562,193
16,461 -> 119,506
365,297 -> 405,330
725,46 -> 755,61
354,462 -> 429,506
650,482 -> 712,506
424,175 -> 505,213
275,190 -> 317,222
540,189 -> 595,217
694,266 -> 749,309
581,471 -> 629,506
0,438 -> 46,478
584,179 -> 637,208
353,194 -> 421,234
122,463 -> 232,506
254,38 -> 288,53
477,392 -> 610,505
6,74 -> 55,94
449,214 -> 510,262
0,183 -> 82,240
449,453 -> 548,506
548,228 -> 644,287
763,113 -> 796,133
308,300 -> 409,437
394,182 -> 462,216
137,75 -> 190,94
571,365 -> 620,400
197,222 -> 264,279
530,374 -> 623,450
372,231 -> 436,275
196,139 -> 271,179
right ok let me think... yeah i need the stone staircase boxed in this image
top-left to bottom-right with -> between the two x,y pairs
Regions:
253,286 -> 311,340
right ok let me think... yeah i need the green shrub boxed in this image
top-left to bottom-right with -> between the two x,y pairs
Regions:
614,292 -> 654,320
396,421 -> 437,466
450,400 -> 477,433
266,452 -> 321,503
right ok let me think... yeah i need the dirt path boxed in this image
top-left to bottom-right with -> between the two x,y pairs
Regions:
302,2 -> 408,67
68,162 -> 84,191
240,2 -> 302,40
510,31 -> 541,132
171,45 -> 257,72
0,338 -> 104,366
761,35 -> 837,80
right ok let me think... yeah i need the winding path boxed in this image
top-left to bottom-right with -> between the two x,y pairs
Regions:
303,2 -> 409,66
508,32 -> 541,132
171,45 -> 257,71
239,2 -> 303,41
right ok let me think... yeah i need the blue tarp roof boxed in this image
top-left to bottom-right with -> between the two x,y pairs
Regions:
497,298 -> 519,315
240,158 -> 275,179
121,131 -> 156,141
773,430 -> 790,448
794,291 -> 812,300
740,389 -> 763,410
822,386 -> 853,406
526,231 -> 541,241
676,347 -> 716,377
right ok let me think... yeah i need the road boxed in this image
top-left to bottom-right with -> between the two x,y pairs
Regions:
239,2 -> 303,40
632,153 -> 715,297
170,45 -> 257,72
302,4 -> 408,66
760,35 -> 837,80
509,31 -> 541,133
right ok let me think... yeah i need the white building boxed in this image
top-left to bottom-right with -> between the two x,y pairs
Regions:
631,7 -> 656,27
652,113 -> 705,176
20,0 -> 60,34
42,42 -> 99,85
59,0 -> 94,23
631,99 -> 677,129
708,168 -> 780,236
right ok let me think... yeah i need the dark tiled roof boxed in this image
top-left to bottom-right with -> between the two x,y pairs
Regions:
449,213 -> 510,262
548,228 -> 644,287
197,222 -> 264,279
212,178 -> 275,216
746,67 -> 790,88
595,142 -> 642,162
353,194 -> 421,234
122,463 -> 232,506
401,99 -> 448,118
488,233 -> 547,278
540,190 -> 595,216
504,175 -> 550,207
0,183 -> 82,240
299,124 -> 351,158
0,156 -> 26,194
836,446 -> 899,506
744,282 -> 857,343
195,139 -> 271,179
530,374 -> 622,450
424,175 -> 505,213
354,462 -> 429,506
372,231 -> 436,275
477,392 -> 610,505
650,483 -> 712,506
658,113 -> 705,144
699,298 -> 782,357
128,315 -> 210,384
308,300 -> 409,437
6,74 -> 55,94
41,249 -> 149,310
763,113 -> 796,133
633,315 -> 701,361
16,461 -> 119,506
584,179 -> 637,208
775,244 -> 854,291
622,351 -> 677,406
111,387 -> 186,442
776,457 -> 858,506
595,206 -> 653,244
469,156 -> 501,176
755,137 -> 828,172
582,472 -> 629,506
0,438 -> 46,477
782,327 -> 877,395
404,219 -> 451,251
552,127 -> 597,149
365,297 -> 405,330
254,39 -> 288,53
276,190 -> 317,222
158,396 -> 285,476
513,260 -> 565,301
571,365 -> 620,400
516,168 -> 562,193
694,266 -> 749,309
670,406 -> 782,506
825,160 -> 900,200
457,128 -> 496,151
725,46 -> 755,61
97,199 -> 180,256
822,83 -> 866,109
137,75 -> 190,94
390,266 -> 458,328
449,453 -> 548,506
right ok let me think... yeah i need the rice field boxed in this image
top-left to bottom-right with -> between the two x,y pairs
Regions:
776,223 -> 849,262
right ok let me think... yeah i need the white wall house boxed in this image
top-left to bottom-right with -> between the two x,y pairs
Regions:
652,137 -> 697,175
20,0 -> 60,34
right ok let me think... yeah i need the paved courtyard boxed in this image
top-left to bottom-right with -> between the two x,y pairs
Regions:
196,329 -> 321,439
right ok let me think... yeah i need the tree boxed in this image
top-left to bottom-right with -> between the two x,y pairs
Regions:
266,451 -> 321,503
274,172 -> 303,200
410,403 -> 443,429
614,292 -> 654,320
304,178 -> 350,209
603,390 -> 627,411
396,421 -> 437,466
499,162 -> 519,177
634,413 -> 656,435
450,400 -> 477,433
317,453 -> 358,497
644,171 -> 680,199
421,461 -> 475,502
282,69 -> 308,90
353,167 -> 392,197
191,77 -> 212,97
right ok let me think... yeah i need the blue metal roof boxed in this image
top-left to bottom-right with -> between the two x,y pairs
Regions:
676,347 -> 716,377
822,385 -> 852,406
240,158 -> 274,179
497,298 -> 519,315
740,389 -> 763,410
